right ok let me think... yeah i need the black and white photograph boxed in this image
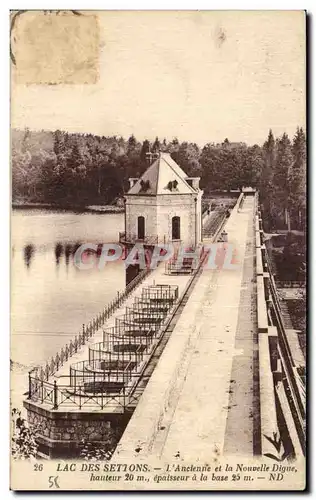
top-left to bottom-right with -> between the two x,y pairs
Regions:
10,9 -> 306,491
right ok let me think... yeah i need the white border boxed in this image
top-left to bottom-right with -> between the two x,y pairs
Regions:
2,2 -> 313,498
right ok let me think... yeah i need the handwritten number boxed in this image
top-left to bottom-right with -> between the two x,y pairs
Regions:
48,476 -> 60,489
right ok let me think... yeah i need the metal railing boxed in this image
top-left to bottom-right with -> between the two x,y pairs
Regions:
124,307 -> 165,325
263,245 -> 306,454
203,208 -> 228,238
140,284 -> 179,302
28,373 -> 137,411
28,283 -> 179,410
31,266 -> 152,382
133,297 -> 172,314
275,280 -> 306,289
69,358 -> 136,393
119,232 -> 159,246
89,342 -> 142,366
165,255 -> 196,275
103,325 -> 154,353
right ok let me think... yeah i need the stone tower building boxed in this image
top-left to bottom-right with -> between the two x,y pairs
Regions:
119,152 -> 203,248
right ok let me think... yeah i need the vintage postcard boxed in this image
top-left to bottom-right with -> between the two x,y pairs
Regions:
10,10 -> 306,491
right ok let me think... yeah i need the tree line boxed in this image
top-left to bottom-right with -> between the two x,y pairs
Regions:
12,127 -> 306,230
260,128 -> 306,231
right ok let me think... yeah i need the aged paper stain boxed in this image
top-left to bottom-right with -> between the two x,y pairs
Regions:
214,26 -> 227,48
11,11 -> 99,85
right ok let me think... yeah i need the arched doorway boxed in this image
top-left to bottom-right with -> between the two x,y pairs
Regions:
172,216 -> 180,240
137,216 -> 145,240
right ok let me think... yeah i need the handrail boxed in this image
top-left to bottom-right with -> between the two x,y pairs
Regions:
27,373 -> 138,411
203,208 -> 227,237
28,281 -> 180,410
119,232 -> 159,245
275,280 -> 306,289
264,245 -> 306,454
31,266 -> 151,382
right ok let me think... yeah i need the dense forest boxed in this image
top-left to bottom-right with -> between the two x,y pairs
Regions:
11,127 -> 306,231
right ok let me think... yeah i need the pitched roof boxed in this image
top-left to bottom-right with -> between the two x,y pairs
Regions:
128,153 -> 198,195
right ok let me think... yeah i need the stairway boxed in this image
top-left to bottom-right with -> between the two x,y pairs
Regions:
279,299 -> 294,329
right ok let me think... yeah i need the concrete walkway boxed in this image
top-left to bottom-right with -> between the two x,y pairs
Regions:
114,197 -> 257,461
223,197 -> 258,456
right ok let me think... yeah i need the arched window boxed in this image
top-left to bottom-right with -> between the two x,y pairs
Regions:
172,216 -> 180,240
137,216 -> 145,240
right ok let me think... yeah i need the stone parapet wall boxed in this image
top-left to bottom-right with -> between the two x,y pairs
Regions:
25,401 -> 128,458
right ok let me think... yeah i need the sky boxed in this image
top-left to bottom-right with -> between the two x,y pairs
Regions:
11,10 -> 306,146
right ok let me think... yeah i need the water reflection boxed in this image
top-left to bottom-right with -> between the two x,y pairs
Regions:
23,244 -> 35,268
54,242 -> 64,265
22,240 -> 122,271
64,244 -> 72,267
54,242 -> 83,268
12,210 -> 125,369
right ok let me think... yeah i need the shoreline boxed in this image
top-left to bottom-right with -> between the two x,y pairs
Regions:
12,202 -> 124,214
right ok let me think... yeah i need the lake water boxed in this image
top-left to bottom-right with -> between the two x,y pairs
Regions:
11,209 -> 124,405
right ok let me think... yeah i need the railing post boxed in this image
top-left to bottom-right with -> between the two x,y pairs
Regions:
123,381 -> 126,411
79,386 -> 82,410
28,371 -> 32,399
53,380 -> 58,410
